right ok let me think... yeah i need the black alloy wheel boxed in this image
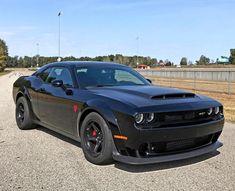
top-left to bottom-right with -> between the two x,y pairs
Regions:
80,112 -> 113,165
16,103 -> 25,125
84,121 -> 103,157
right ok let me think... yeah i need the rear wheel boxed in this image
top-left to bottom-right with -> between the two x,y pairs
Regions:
16,97 -> 36,130
80,112 -> 113,165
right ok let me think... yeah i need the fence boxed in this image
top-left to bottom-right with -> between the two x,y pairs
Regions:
138,69 -> 235,95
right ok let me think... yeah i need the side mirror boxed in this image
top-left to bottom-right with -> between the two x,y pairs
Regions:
52,80 -> 63,87
146,79 -> 152,84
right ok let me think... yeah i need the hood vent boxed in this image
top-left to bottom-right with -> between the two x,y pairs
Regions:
152,93 -> 195,100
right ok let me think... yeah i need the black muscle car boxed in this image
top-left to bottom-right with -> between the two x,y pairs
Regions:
13,61 -> 224,165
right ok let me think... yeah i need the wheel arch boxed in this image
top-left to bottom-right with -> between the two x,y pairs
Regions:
16,86 -> 31,102
77,100 -> 121,137
15,87 -> 36,121
16,91 -> 24,102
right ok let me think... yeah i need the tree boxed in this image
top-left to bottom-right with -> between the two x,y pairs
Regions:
0,39 -> 8,72
230,49 -> 235,65
188,60 -> 193,66
197,55 -> 210,65
165,59 -> 173,66
180,57 -> 188,66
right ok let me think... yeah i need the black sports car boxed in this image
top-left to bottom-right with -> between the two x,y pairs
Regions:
13,61 -> 224,165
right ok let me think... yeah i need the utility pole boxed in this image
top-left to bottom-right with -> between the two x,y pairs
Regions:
136,36 -> 139,66
36,43 -> 39,67
58,11 -> 62,62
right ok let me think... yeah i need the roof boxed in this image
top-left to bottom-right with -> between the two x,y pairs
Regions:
48,61 -> 126,67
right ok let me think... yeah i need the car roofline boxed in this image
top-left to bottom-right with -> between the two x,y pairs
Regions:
47,61 -> 128,68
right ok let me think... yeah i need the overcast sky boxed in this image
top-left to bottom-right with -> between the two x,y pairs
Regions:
0,0 -> 234,64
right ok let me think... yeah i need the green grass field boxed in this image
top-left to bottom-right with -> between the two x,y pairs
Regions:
0,70 -> 10,77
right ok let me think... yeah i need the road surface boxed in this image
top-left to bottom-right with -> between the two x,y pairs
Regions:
0,71 -> 234,191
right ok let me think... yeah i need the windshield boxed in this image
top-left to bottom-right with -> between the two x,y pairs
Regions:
75,65 -> 150,88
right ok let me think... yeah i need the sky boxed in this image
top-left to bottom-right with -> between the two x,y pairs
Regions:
0,0 -> 234,64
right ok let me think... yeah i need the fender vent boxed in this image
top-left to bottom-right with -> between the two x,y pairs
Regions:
152,93 -> 195,100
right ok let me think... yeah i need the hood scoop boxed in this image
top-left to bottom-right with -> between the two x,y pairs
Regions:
151,93 -> 195,100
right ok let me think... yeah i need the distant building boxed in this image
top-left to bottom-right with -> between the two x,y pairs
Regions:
137,64 -> 150,69
216,56 -> 230,64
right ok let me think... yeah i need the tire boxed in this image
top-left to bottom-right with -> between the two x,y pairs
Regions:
80,112 -> 113,165
15,96 -> 36,130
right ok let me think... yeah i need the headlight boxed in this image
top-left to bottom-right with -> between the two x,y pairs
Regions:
134,113 -> 144,124
207,108 -> 213,115
214,107 -> 220,115
146,113 -> 155,122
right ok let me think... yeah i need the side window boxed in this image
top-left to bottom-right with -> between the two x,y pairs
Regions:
46,67 -> 73,88
37,68 -> 52,82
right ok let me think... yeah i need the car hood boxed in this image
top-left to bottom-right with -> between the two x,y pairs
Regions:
87,85 -> 219,111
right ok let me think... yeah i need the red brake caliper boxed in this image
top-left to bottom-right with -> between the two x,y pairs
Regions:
92,130 -> 97,137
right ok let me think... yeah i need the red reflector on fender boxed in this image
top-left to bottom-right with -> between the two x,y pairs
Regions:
73,104 -> 78,113
114,135 -> 128,140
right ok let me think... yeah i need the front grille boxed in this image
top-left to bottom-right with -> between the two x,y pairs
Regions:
141,109 -> 222,129
158,109 -> 212,126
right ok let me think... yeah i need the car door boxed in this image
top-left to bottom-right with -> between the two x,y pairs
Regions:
37,66 -> 75,134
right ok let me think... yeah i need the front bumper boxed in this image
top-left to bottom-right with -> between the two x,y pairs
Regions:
112,117 -> 224,164
113,141 -> 223,165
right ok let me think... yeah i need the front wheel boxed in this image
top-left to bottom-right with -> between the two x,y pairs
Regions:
80,112 -> 113,165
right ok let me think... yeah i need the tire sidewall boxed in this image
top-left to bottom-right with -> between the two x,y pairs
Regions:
16,97 -> 34,129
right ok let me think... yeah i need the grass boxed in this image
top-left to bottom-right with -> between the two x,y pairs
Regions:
197,91 -> 235,123
146,75 -> 235,123
0,70 -> 10,77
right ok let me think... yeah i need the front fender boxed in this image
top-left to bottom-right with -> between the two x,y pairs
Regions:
86,99 -> 118,127
76,99 -> 126,149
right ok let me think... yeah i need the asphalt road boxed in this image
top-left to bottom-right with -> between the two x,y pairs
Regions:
0,71 -> 235,191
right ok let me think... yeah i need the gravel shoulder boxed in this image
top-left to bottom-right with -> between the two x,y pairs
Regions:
0,71 -> 234,191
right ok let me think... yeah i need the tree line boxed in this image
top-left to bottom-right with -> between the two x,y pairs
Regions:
180,51 -> 235,66
1,38 -> 235,72
6,54 -> 158,68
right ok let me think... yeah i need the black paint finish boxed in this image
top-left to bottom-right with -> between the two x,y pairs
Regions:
13,61 -> 224,164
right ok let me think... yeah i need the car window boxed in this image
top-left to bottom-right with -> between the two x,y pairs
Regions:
114,70 -> 144,85
36,67 -> 52,82
75,66 -> 149,87
46,67 -> 73,88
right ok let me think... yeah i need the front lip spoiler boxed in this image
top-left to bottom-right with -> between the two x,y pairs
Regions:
112,141 -> 223,165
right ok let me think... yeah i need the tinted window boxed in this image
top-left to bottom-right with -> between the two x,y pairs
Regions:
115,70 -> 144,84
76,66 -> 149,87
37,68 -> 52,82
47,67 -> 73,88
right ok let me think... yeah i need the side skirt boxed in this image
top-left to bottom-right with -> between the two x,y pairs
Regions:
34,120 -> 81,142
